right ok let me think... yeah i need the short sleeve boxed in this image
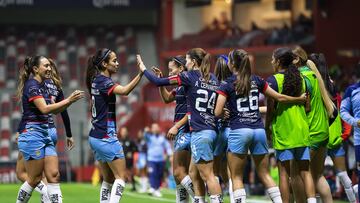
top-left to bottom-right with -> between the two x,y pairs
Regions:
177,72 -> 192,87
28,81 -> 43,102
217,81 -> 231,97
254,75 -> 268,93
266,76 -> 278,93
100,77 -> 119,95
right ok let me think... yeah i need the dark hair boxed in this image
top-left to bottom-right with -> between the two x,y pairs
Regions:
86,48 -> 113,93
292,46 -> 308,67
273,47 -> 302,97
16,56 -> 46,100
309,53 -> 335,95
187,48 -> 211,82
48,58 -> 62,89
170,55 -> 187,71
229,49 -> 251,97
214,55 -> 232,81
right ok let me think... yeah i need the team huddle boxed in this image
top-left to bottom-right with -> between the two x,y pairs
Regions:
14,46 -> 360,203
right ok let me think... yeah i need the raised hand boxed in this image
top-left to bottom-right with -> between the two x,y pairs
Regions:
136,54 -> 146,72
151,66 -> 163,77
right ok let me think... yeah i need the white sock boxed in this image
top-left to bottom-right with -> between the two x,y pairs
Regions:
176,184 -> 189,203
100,181 -> 112,203
353,184 -> 358,199
34,181 -> 50,203
228,179 -> 234,203
193,196 -> 206,203
266,187 -> 282,203
141,177 -> 148,191
181,175 -> 195,199
16,181 -> 34,203
110,179 -> 125,203
307,197 -> 316,203
337,171 -> 356,202
210,194 -> 223,203
47,183 -> 63,203
233,189 -> 246,203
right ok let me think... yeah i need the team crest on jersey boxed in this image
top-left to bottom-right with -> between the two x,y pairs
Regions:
35,150 -> 41,157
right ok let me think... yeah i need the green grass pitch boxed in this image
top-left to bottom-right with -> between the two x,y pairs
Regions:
0,183 -> 348,203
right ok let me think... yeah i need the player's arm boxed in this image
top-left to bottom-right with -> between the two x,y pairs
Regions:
160,87 -> 175,104
33,90 -> 84,114
150,66 -> 176,103
215,94 -> 227,117
137,55 -> 179,87
112,72 -> 143,96
340,94 -> 359,127
265,97 -> 275,141
259,106 -> 267,114
167,115 -> 188,140
56,90 -> 73,138
264,85 -> 306,104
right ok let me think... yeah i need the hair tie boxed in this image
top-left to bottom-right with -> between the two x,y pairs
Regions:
95,49 -> 111,66
219,55 -> 228,64
173,56 -> 186,67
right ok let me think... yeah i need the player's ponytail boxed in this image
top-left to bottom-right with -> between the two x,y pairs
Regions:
283,64 -> 302,96
230,49 -> 251,97
86,48 -> 112,93
214,55 -> 231,81
307,59 -> 335,117
187,48 -> 211,82
48,58 -> 62,89
86,55 -> 98,93
200,53 -> 211,82
16,56 -> 43,101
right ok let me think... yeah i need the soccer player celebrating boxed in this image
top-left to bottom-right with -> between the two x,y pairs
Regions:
15,58 -> 74,203
86,48 -> 143,203
16,56 -> 84,203
138,48 -> 223,203
150,55 -> 195,202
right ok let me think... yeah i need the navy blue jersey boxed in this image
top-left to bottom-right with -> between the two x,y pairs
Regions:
89,74 -> 118,139
176,70 -> 220,131
42,79 -> 73,137
172,86 -> 190,132
43,79 -> 61,128
217,75 -> 268,130
21,78 -> 49,125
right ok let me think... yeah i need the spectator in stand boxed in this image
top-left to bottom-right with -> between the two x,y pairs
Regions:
118,127 -> 138,191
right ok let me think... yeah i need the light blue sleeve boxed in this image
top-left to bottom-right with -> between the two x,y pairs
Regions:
340,97 -> 357,127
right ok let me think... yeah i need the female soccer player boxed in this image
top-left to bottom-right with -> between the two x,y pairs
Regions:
265,47 -> 316,203
215,49 -> 306,203
150,55 -> 195,202
292,47 -> 334,203
16,56 -> 84,203
310,53 -> 357,202
138,48 -> 223,203
340,64 -> 360,201
15,58 -> 75,203
86,48 -> 143,203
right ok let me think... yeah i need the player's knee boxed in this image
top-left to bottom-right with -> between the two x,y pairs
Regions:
173,166 -> 186,182
47,170 -> 60,183
28,175 -> 42,187
16,170 -> 27,182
